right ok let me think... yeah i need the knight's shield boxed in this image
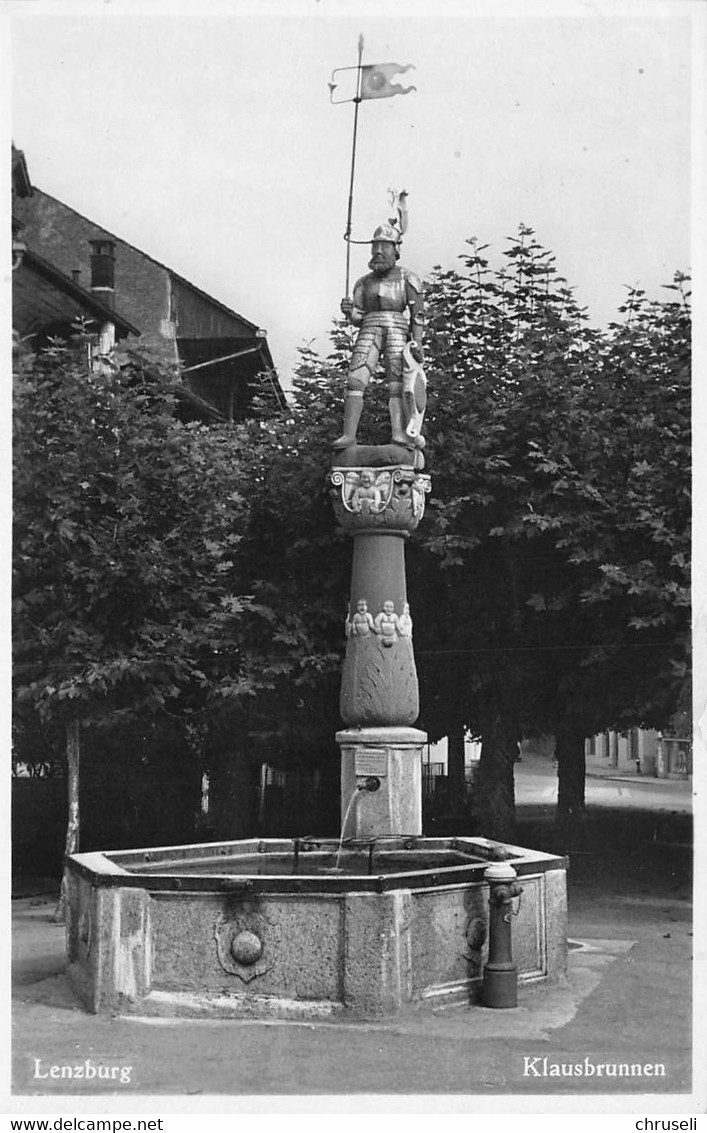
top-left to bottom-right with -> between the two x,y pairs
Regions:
402,343 -> 427,440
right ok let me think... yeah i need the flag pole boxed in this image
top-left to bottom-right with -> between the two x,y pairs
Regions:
344,34 -> 365,299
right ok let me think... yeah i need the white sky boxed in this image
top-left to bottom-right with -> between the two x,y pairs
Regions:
4,0 -> 697,383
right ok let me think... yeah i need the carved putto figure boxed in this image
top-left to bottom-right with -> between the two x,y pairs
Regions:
350,470 -> 385,515
397,602 -> 413,637
346,598 -> 376,637
374,600 -> 399,647
345,599 -> 414,645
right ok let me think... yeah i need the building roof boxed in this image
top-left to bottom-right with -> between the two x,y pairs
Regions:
14,248 -> 141,339
12,145 -> 32,197
31,187 -> 274,367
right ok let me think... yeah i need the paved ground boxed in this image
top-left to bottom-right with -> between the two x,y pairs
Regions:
9,757 -> 700,1108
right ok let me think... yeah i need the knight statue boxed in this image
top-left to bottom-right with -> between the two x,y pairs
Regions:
333,192 -> 427,452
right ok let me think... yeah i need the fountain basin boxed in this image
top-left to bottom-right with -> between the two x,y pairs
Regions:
65,835 -> 568,1020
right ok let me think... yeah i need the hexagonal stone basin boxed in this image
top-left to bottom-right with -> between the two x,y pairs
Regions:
65,836 -> 568,1020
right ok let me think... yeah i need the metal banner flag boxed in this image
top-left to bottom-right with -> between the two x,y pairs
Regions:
360,63 -> 416,100
330,36 -> 417,295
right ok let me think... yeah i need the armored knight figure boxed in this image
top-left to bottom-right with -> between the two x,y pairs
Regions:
333,220 -> 426,450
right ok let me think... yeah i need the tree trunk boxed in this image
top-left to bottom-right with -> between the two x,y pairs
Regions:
54,716 -> 80,923
555,723 -> 588,845
208,745 -> 256,840
447,721 -> 467,830
473,709 -> 517,842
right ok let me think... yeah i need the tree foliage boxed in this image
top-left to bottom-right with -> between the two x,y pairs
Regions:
12,337 -> 301,870
236,231 -> 689,839
13,341 -> 275,729
411,229 -> 690,836
232,346 -> 352,768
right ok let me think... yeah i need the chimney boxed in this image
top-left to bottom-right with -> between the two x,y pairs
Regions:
72,269 -> 81,285
89,239 -> 116,309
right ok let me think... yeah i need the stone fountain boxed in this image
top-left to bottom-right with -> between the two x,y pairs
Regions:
65,208 -> 567,1021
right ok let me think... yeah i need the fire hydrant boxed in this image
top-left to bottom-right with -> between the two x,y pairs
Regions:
482,862 -> 523,1008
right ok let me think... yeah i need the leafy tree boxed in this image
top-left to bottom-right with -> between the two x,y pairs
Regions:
411,230 -> 690,838
234,346 -> 352,790
229,231 -> 689,843
13,339 -> 278,906
406,227 -> 595,836
521,273 -> 691,833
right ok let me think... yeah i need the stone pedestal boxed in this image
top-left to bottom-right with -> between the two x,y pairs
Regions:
330,457 -> 430,836
337,726 -> 426,838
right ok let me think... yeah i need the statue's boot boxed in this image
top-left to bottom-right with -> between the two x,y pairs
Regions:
332,391 -> 363,450
389,394 -> 413,447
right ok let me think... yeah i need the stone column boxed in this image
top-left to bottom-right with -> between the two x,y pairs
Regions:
329,461 -> 430,838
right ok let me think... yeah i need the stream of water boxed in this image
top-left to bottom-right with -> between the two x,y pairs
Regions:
334,787 -> 363,871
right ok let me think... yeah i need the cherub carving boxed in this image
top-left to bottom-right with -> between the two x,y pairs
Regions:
347,598 -> 376,637
374,600 -> 399,647
397,602 -> 413,637
350,470 -> 384,515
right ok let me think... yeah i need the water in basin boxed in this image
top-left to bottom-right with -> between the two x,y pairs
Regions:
127,847 -> 487,877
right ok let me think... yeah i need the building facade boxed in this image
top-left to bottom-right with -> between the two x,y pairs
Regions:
12,149 -> 283,420
586,729 -> 692,780
13,148 -> 138,359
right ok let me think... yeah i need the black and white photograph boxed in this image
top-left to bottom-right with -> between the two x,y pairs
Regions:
5,0 -> 703,1120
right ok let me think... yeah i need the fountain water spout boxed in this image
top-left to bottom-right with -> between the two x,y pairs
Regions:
359,775 -> 381,793
335,777 -> 380,870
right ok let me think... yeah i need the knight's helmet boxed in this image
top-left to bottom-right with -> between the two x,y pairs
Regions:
370,190 -> 409,256
372,222 -> 402,245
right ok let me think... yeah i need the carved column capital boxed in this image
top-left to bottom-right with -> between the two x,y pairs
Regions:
329,465 -> 431,534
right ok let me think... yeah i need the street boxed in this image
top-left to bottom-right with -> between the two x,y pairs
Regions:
514,750 -> 692,815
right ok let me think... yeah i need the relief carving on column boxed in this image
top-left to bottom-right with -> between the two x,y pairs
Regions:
340,630 -> 419,727
340,598 -> 419,726
330,466 -> 431,533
